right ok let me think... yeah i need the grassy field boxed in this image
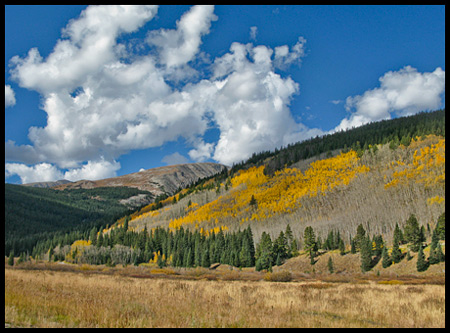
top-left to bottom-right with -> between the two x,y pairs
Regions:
5,263 -> 445,328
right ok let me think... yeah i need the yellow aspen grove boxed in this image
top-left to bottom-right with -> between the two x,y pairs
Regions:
169,150 -> 370,229
384,136 -> 445,190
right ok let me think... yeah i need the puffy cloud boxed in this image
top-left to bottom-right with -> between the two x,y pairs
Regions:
5,158 -> 120,184
147,5 -> 217,69
5,85 -> 16,108
188,140 -> 215,162
6,5 -> 318,183
274,37 -> 307,69
63,158 -> 121,181
335,66 -> 445,131
5,163 -> 63,184
10,5 -> 159,95
208,40 -> 321,166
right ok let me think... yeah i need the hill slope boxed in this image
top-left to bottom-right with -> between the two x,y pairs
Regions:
128,134 -> 445,243
54,163 -> 228,196
5,163 -> 227,255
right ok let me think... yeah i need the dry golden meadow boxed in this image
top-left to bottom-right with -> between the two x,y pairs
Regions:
5,262 -> 445,328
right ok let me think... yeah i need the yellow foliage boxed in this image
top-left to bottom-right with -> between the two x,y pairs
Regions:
65,240 -> 92,263
427,195 -> 445,206
385,136 -> 445,190
169,150 -> 369,229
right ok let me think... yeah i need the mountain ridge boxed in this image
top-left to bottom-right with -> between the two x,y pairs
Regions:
22,179 -> 73,189
53,162 -> 228,196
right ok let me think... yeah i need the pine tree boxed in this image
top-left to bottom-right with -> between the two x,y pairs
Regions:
404,214 -> 422,252
350,238 -> 356,254
391,238 -> 403,264
373,235 -> 384,257
353,224 -> 366,252
256,232 -> 273,271
201,246 -> 210,268
435,212 -> 445,240
416,245 -> 429,272
381,246 -> 391,268
157,252 -> 165,268
285,224 -> 294,258
393,223 -> 405,245
360,235 -> 373,273
435,243 -> 445,263
273,231 -> 288,262
327,256 -> 334,274
275,253 -> 282,266
429,229 -> 440,265
8,251 -> 14,266
303,226 -> 317,257
89,226 -> 98,246
339,238 -> 346,256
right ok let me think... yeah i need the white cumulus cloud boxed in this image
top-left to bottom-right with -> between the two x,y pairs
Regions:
335,66 -> 445,132
5,85 -> 16,108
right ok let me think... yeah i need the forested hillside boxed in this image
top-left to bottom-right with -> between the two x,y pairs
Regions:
128,134 -> 444,244
6,110 -> 445,272
5,185 -> 153,255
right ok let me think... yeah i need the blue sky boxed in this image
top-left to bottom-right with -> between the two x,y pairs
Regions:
5,5 -> 445,184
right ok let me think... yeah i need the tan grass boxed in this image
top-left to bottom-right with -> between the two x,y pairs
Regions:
5,267 -> 445,328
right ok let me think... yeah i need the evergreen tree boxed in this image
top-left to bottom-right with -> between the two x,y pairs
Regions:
360,235 -> 373,272
309,250 -> 316,265
255,232 -> 273,271
435,212 -> 445,240
275,253 -> 282,266
373,235 -> 384,257
273,231 -> 288,263
435,243 -> 445,263
404,214 -> 422,252
429,229 -> 440,265
290,239 -> 299,257
244,227 -> 256,266
8,251 -> 14,266
239,236 -> 254,267
201,245 -> 210,268
393,223 -> 405,245
353,224 -> 366,252
184,248 -> 193,268
285,224 -> 294,258
391,237 -> 403,264
381,246 -> 391,268
339,238 -> 346,256
327,256 -> 334,274
303,226 -> 317,258
89,226 -> 98,246
350,238 -> 356,254
429,228 -> 445,265
416,245 -> 429,272
157,252 -> 165,268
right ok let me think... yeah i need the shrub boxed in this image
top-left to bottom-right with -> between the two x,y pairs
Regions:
263,270 -> 292,282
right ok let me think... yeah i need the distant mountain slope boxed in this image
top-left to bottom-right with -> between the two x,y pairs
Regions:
54,163 -> 228,196
22,179 -> 72,188
5,184 -> 153,255
5,163 -> 227,255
